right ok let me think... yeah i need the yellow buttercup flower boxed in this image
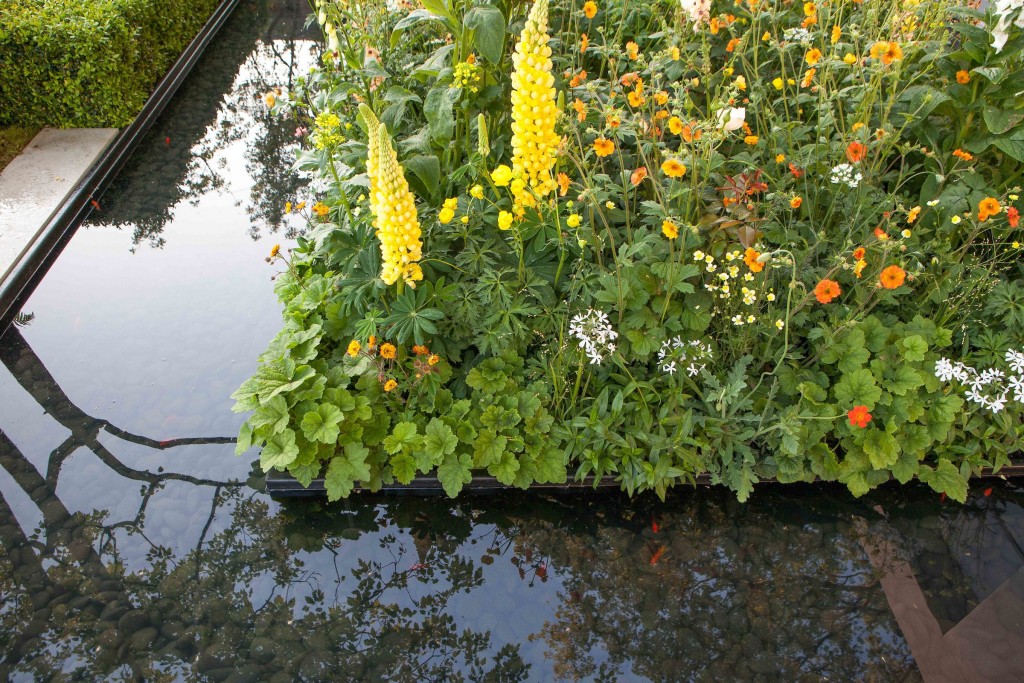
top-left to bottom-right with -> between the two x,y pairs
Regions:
510,0 -> 561,204
470,185 -> 484,199
831,26 -> 841,44
498,210 -> 514,230
360,105 -> 424,288
662,220 -> 679,239
439,208 -> 455,224
566,213 -> 581,228
772,77 -> 783,90
491,165 -> 513,186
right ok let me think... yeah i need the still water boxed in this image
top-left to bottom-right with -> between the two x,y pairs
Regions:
1,1 -> 1022,680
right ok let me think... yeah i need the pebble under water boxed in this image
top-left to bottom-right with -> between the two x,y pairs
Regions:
1,1 -> 1023,680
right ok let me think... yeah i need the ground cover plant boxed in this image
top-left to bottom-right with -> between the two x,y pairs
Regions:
234,0 -> 1024,503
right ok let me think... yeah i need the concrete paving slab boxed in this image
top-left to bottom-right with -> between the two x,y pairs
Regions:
0,127 -> 118,283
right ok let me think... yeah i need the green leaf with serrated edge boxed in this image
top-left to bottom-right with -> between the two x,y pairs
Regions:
918,459 -> 968,503
834,368 -> 882,409
534,447 -> 568,483
901,335 -> 928,362
391,453 -> 418,484
301,403 -> 344,444
488,450 -> 519,485
862,429 -> 900,470
421,418 -> 458,465
324,443 -> 372,502
235,422 -> 254,455
260,430 -> 299,472
250,395 -> 290,435
887,365 -> 924,396
384,421 -> 420,455
473,429 -> 506,467
437,452 -> 472,497
891,450 -> 919,484
291,462 -> 318,488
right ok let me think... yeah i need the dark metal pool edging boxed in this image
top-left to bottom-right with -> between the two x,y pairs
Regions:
266,461 -> 1024,497
0,0 -> 243,330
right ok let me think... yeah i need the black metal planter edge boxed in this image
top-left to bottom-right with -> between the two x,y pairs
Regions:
265,460 -> 1024,498
0,0 -> 243,330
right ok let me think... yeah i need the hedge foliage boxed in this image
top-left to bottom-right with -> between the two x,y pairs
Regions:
0,0 -> 220,128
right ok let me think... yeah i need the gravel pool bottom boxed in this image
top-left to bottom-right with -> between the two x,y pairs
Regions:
1,0 -> 1023,680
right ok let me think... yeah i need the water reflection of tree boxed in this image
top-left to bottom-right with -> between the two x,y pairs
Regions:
0,325 -> 529,681
88,0 -> 315,250
506,493 -> 922,682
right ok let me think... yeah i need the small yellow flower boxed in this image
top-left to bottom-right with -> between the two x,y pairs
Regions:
491,165 -> 513,186
566,213 -> 581,228
428,354 -> 440,365
380,343 -> 397,359
956,70 -> 970,84
901,229 -> 912,238
443,197 -> 458,210
843,53 -> 857,65
662,220 -> 679,238
805,48 -> 823,65
831,26 -> 841,44
670,46 -> 681,60
852,122 -> 865,132
735,75 -> 747,90
498,211 -> 514,230
668,116 -> 684,135
439,207 -> 455,224
951,215 -> 962,224
284,202 -> 292,214
907,206 -> 921,223
593,137 -> 615,157
383,379 -> 398,392
470,185 -> 484,199
312,202 -> 330,217
461,216 -> 469,224
744,135 -> 759,145
269,244 -> 280,258
772,77 -> 784,90
605,201 -> 615,209
775,153 -> 786,163
583,0 -> 597,18
347,340 -> 361,357
761,31 -> 771,41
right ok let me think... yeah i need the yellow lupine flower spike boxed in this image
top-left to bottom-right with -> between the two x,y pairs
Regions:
361,106 -> 424,288
510,0 -> 560,204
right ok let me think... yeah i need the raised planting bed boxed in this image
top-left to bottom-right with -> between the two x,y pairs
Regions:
236,0 -> 1024,506
265,462 -> 1024,498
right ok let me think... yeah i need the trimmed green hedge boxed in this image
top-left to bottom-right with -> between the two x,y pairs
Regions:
0,0 -> 220,128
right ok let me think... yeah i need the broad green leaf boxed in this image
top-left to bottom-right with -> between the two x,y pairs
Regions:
833,368 -> 882,409
391,453 -> 418,484
901,335 -> 928,362
235,422 -> 254,455
862,430 -> 900,470
291,462 -> 319,488
384,421 -> 420,454
437,451 -> 472,497
983,105 -> 1024,135
403,154 -> 440,197
324,443 -> 372,501
464,5 -> 506,64
534,447 -> 567,483
260,430 -> 299,472
301,403 -> 344,444
422,418 -> 458,464
918,459 -> 968,503
473,429 -> 507,467
425,85 -> 459,143
891,450 -> 920,484
249,395 -> 290,435
887,365 -> 924,396
487,450 -> 520,485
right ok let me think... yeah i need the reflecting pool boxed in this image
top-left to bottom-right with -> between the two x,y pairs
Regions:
1,1 -> 1022,680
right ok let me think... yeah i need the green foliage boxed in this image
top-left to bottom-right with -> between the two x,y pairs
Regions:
0,0 -> 218,127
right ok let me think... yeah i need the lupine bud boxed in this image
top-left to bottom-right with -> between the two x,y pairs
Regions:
477,113 -> 489,157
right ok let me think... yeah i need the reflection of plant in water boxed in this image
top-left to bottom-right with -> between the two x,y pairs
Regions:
512,494 -> 919,682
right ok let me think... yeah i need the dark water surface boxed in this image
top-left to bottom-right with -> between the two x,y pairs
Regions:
1,1 -> 1023,681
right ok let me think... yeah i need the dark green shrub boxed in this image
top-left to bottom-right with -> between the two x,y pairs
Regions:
0,0 -> 219,128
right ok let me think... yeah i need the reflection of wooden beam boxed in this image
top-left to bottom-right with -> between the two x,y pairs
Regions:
858,516 -> 1024,682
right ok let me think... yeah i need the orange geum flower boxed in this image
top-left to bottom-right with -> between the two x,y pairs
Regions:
573,98 -> 587,121
380,342 -> 397,359
662,159 -> 687,178
569,70 -> 587,87
744,248 -> 764,272
626,41 -> 639,59
557,172 -> 571,196
682,122 -> 702,142
907,206 -> 921,223
619,71 -> 640,87
953,148 -> 973,161
630,166 -> 648,186
383,379 -> 398,392
727,37 -> 741,52
593,137 -> 615,156
874,227 -> 889,241
790,196 -> 803,209
606,113 -> 621,128
580,33 -> 589,51
801,68 -> 816,88
583,1 -> 597,18
805,48 -> 823,65
956,70 -> 970,84
347,340 -> 361,357
846,141 -> 866,163
654,90 -> 669,105
789,163 -> 804,178
853,247 -> 866,260
1008,206 -> 1020,228
744,134 -> 759,145
978,197 -> 1001,221
814,279 -> 841,304
627,85 -> 645,107
879,265 -> 906,289
831,25 -> 841,44
662,220 -> 679,238
847,405 -> 872,428
870,41 -> 903,65
668,116 -> 684,135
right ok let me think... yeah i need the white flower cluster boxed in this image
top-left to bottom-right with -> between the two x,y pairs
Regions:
783,27 -> 812,43
569,309 -> 618,365
830,163 -> 863,189
658,337 -> 713,376
679,0 -> 712,27
935,350 -> 1024,414
991,0 -> 1024,52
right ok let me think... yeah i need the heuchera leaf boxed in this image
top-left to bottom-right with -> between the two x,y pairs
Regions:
918,459 -> 968,503
437,452 -> 472,497
260,430 -> 300,472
